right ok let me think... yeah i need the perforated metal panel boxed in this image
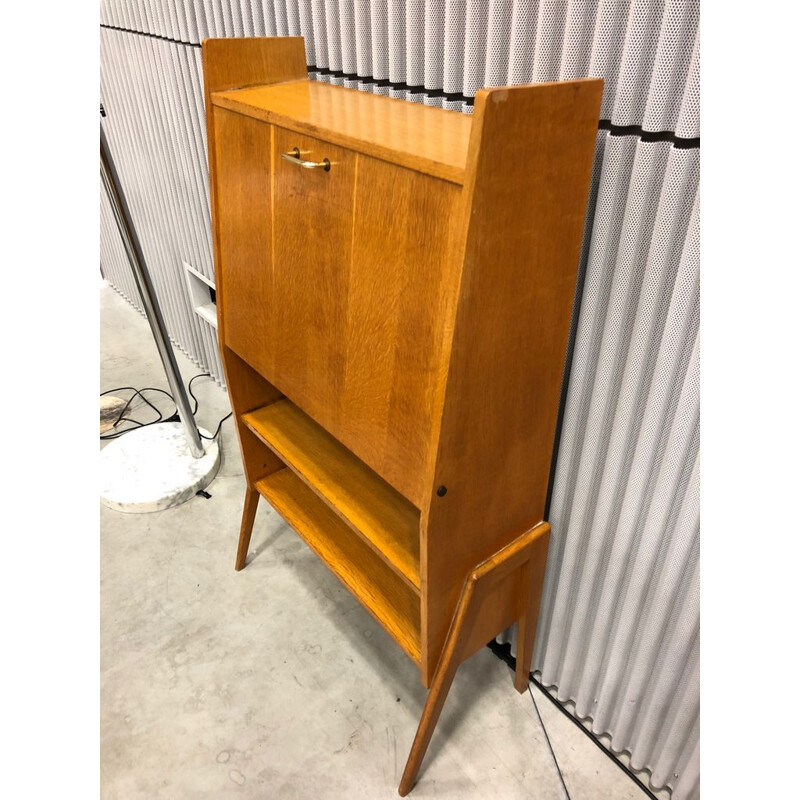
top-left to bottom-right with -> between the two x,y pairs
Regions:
532,138 -> 700,800
99,3 -> 700,797
100,182 -> 143,313
100,27 -> 224,384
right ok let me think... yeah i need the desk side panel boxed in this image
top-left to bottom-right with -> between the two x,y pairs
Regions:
421,80 -> 604,682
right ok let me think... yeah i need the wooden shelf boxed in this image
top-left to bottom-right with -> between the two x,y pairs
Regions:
256,468 -> 421,664
242,400 -> 421,592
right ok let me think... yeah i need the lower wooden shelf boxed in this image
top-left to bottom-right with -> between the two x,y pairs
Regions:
255,468 -> 422,665
242,399 -> 421,592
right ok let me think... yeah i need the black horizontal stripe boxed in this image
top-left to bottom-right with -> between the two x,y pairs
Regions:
309,65 -> 474,104
101,22 -> 199,47
100,24 -> 699,147
599,120 -> 699,148
307,64 -> 475,106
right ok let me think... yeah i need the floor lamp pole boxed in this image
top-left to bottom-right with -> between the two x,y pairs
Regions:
100,124 -> 204,459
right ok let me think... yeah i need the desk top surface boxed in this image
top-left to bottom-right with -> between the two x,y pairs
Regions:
212,79 -> 473,184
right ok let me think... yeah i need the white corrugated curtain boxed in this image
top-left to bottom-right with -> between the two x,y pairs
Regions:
99,3 -> 700,798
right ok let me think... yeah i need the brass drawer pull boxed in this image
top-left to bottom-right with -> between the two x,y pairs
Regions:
281,147 -> 331,171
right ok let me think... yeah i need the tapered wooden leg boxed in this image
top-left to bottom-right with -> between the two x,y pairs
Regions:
235,486 -> 260,571
514,563 -> 536,693
399,579 -> 478,796
514,528 -> 550,692
400,523 -> 551,794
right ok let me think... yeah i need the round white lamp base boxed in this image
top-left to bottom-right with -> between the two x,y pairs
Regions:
100,422 -> 220,513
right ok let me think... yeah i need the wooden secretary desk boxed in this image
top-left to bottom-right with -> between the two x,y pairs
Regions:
202,37 -> 601,794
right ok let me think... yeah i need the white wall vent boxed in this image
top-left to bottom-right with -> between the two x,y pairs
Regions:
183,262 -> 217,330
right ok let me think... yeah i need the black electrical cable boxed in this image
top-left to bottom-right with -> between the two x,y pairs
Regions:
186,373 -> 233,440
528,683 -> 571,800
187,373 -> 206,414
486,640 -> 660,800
200,412 -> 233,441
99,375 -> 231,442
100,386 -> 178,439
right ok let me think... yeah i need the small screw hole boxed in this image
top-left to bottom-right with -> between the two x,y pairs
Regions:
436,486 -> 447,497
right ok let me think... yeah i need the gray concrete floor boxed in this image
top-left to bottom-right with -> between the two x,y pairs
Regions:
100,282 -> 653,799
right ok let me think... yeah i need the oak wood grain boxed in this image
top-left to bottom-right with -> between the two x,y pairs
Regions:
212,108 -> 271,368
235,486 -> 261,571
339,156 -> 460,506
256,468 -> 421,664
514,526 -> 550,692
266,126 -> 355,425
203,36 -> 306,349
220,345 -> 284,489
399,522 -> 550,795
202,36 -> 305,506
420,79 -> 604,683
242,399 -> 421,592
203,38 -> 603,793
212,79 -> 472,184
236,134 -> 459,507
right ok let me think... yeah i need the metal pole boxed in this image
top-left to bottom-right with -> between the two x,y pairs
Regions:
100,124 -> 204,458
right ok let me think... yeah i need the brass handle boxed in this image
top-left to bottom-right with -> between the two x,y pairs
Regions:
281,147 -> 331,171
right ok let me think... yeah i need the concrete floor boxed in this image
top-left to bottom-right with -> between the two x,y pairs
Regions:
100,282 -> 653,799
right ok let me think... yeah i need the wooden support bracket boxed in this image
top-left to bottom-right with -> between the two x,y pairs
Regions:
398,521 -> 550,796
